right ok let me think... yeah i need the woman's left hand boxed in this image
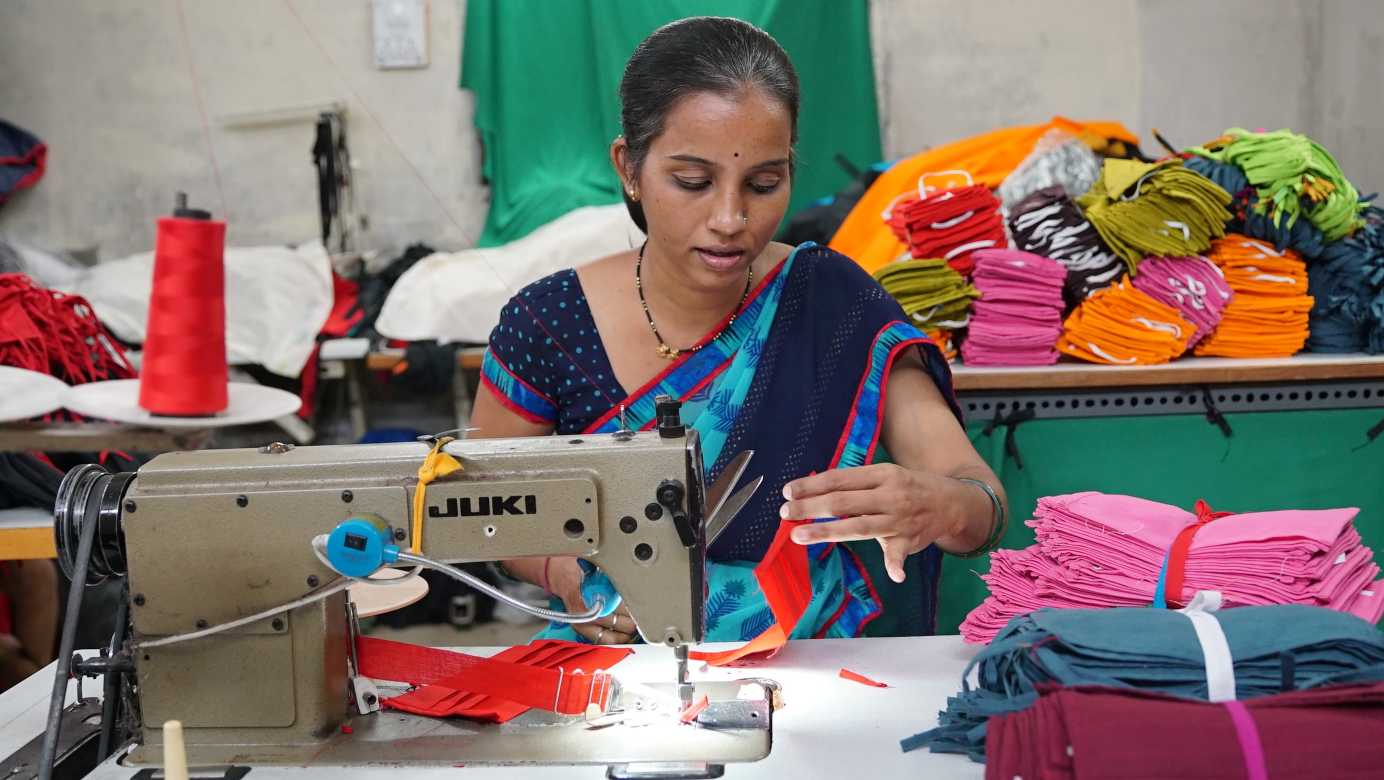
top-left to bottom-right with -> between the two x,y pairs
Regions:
779,463 -> 971,583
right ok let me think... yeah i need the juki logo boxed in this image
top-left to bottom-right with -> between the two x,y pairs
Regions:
427,495 -> 538,518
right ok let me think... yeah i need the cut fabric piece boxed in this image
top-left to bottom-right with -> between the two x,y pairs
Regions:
959,492 -> 1384,644
961,249 -> 1066,366
1129,255 -> 1233,347
1057,278 -> 1195,365
1187,128 -> 1367,242
832,117 -> 1140,274
358,637 -> 632,722
1196,234 -> 1313,358
690,518 -> 812,667
1007,185 -> 1123,309
906,603 -> 1384,761
839,668 -> 888,688
984,683 -> 1384,779
1077,158 -> 1232,271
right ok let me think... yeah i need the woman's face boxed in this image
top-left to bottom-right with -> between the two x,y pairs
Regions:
618,87 -> 793,289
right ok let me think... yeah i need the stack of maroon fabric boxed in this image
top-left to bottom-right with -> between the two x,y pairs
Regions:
986,683 -> 1384,780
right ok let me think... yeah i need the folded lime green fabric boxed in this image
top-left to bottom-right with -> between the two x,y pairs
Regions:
1187,128 -> 1367,242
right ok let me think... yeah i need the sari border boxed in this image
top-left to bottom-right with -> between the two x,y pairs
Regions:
479,372 -> 554,425
482,347 -> 557,405
480,349 -> 557,424
828,321 -> 933,469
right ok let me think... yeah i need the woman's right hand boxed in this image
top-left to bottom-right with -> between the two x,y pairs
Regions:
547,557 -> 636,645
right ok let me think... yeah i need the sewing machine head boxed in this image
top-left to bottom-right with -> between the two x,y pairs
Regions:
54,405 -> 715,765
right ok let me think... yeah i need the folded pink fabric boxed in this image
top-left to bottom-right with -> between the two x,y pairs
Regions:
961,492 -> 1384,643
961,249 -> 1068,366
1130,255 -> 1233,346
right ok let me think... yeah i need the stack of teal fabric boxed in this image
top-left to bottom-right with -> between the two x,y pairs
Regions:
902,604 -> 1384,762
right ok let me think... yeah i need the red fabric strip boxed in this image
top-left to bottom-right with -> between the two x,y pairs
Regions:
1164,500 -> 1233,608
839,668 -> 888,688
359,638 -> 631,722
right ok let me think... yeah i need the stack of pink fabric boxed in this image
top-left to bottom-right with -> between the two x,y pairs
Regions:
960,248 -> 1068,366
961,492 -> 1384,644
1130,255 -> 1233,348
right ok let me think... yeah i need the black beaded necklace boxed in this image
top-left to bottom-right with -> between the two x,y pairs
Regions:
635,242 -> 754,359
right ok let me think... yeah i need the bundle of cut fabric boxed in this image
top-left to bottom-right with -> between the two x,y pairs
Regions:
960,249 -> 1066,366
904,603 -> 1384,761
985,683 -> 1384,780
1187,128 -> 1367,243
872,258 -> 979,345
1077,158 -> 1232,271
1308,207 -> 1384,353
884,178 -> 1006,276
995,130 -> 1102,209
1182,155 -> 1328,259
959,491 -> 1384,644
1056,277 -> 1194,364
1129,255 -> 1233,348
832,118 -> 1140,274
1196,234 -> 1313,357
1008,185 -> 1124,309
0,273 -> 134,384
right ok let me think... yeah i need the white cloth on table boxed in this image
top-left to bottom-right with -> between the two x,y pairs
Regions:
375,205 -> 643,345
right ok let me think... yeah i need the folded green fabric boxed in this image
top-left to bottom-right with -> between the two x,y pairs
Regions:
1078,158 -> 1233,271
873,258 -> 979,328
903,604 -> 1384,762
1187,128 -> 1367,242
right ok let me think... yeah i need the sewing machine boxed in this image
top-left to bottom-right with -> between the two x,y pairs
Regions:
26,399 -> 775,779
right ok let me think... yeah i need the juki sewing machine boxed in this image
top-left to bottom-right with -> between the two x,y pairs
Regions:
15,398 -> 776,780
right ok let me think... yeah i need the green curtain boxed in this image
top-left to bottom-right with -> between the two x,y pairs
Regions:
461,0 -> 882,247
937,408 -> 1384,634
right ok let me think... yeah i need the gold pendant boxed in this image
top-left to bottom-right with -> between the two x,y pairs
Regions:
657,344 -> 679,359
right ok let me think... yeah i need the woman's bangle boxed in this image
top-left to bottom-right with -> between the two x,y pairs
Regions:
539,557 -> 553,594
953,478 -> 1006,559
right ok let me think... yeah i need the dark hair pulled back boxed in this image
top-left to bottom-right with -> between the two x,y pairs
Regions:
618,17 -> 800,232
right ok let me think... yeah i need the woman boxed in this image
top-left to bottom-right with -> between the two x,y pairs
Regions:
473,17 -> 1007,644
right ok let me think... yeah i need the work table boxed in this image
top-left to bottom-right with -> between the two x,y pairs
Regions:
1,635 -> 983,779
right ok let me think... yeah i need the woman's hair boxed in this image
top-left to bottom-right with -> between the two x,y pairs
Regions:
618,16 -> 800,231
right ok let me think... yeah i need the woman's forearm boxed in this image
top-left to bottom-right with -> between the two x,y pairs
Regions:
933,465 -> 1008,556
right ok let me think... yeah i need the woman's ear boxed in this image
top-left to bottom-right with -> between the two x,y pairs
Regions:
610,137 -> 637,200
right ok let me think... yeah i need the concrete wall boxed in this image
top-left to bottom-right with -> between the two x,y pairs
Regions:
871,0 -> 1384,189
0,0 -> 484,258
1,1 -> 1380,259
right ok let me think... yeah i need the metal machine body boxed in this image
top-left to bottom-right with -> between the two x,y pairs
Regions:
73,422 -> 717,766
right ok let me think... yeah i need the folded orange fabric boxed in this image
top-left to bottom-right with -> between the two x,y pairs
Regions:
1195,234 -> 1314,357
1058,278 -> 1195,365
830,118 -> 1140,274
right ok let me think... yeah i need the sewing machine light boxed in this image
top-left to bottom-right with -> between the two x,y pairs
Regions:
325,518 -> 399,578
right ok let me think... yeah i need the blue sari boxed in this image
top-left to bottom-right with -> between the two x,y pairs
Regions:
484,243 -> 961,642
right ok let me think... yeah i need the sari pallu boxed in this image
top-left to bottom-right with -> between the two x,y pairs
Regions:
517,243 -> 961,643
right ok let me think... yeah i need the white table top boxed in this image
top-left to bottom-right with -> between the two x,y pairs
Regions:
1,636 -> 982,778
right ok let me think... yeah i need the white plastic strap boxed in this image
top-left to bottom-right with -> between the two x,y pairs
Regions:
1178,590 -> 1237,702
918,169 -> 973,197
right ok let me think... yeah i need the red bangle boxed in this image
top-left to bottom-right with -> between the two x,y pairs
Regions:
540,557 -> 552,594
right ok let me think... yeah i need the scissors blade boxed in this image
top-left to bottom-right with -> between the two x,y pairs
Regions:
704,450 -> 754,527
706,475 -> 764,545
